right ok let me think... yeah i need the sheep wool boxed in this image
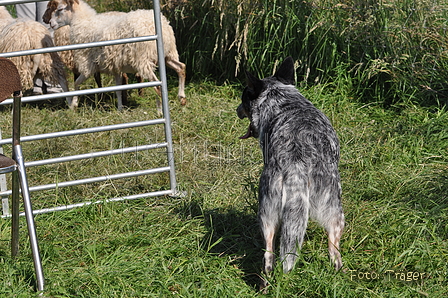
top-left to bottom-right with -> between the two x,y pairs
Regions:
0,6 -> 69,94
45,0 -> 186,110
0,6 -> 14,30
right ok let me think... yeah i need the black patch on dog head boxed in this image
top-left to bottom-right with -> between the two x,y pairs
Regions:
237,57 -> 296,139
237,70 -> 263,120
236,70 -> 264,139
273,56 -> 295,85
245,69 -> 264,98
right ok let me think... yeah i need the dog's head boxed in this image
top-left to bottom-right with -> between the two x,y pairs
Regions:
237,56 -> 295,139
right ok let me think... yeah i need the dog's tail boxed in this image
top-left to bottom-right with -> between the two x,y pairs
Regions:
279,172 -> 310,273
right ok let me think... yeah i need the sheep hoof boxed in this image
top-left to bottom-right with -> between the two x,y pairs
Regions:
68,96 -> 79,110
179,96 -> 187,106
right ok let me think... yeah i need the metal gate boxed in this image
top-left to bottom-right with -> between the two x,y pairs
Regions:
0,0 -> 179,216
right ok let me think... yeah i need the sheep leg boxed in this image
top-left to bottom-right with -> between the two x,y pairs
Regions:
147,71 -> 162,98
115,74 -> 124,111
154,83 -> 162,116
57,73 -> 72,107
145,70 -> 162,115
136,74 -> 143,96
28,55 -> 42,92
31,55 -> 42,80
94,72 -> 102,88
121,73 -> 129,107
166,59 -> 186,105
73,74 -> 88,110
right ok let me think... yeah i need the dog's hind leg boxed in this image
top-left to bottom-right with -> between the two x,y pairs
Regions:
314,179 -> 345,270
325,199 -> 344,270
258,172 -> 283,284
327,219 -> 344,270
280,172 -> 310,273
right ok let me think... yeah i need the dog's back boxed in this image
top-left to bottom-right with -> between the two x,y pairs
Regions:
237,57 -> 344,287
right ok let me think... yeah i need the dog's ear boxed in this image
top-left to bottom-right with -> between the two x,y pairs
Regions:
245,70 -> 263,97
274,57 -> 295,85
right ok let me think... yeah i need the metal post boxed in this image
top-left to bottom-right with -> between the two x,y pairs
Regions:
11,170 -> 19,257
153,0 -> 178,195
15,145 -> 45,292
12,92 -> 45,292
11,90 -> 21,257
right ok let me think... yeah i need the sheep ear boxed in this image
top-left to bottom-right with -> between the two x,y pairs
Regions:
67,0 -> 79,6
274,56 -> 295,85
42,2 -> 56,24
245,70 -> 263,97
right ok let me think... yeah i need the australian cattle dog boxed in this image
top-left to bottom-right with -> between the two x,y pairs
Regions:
237,57 -> 345,288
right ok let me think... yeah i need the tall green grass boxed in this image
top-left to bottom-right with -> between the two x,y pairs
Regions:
95,0 -> 447,106
9,0 -> 446,104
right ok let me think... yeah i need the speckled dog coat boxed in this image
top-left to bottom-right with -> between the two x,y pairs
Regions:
237,57 -> 344,284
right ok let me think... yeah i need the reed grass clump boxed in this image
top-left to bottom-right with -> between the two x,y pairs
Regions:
166,0 -> 448,105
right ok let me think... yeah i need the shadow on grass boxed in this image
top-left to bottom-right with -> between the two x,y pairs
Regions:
204,209 -> 263,288
175,197 -> 264,290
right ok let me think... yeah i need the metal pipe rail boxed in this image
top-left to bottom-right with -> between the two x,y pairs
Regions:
0,82 -> 162,105
26,143 -> 168,167
1,0 -> 51,5
0,166 -> 171,197
5,189 -> 174,217
0,119 -> 166,145
0,35 -> 159,58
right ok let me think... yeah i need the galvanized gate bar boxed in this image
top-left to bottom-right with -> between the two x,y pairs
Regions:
0,0 -> 51,5
10,189 -> 174,217
32,166 -> 171,190
0,81 -> 162,105
153,0 -> 177,194
0,35 -> 159,58
25,143 -> 168,167
0,119 -> 166,145
0,167 -> 171,198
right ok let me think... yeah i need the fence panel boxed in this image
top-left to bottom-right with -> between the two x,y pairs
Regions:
0,0 -> 179,218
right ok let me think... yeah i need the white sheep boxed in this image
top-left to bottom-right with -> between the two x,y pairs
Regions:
44,0 -> 187,111
53,14 -> 139,105
0,6 -> 71,104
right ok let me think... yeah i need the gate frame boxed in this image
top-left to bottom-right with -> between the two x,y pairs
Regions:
0,0 -> 180,219
1,0 -> 180,292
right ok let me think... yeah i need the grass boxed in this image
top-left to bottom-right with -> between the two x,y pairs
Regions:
0,76 -> 447,297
